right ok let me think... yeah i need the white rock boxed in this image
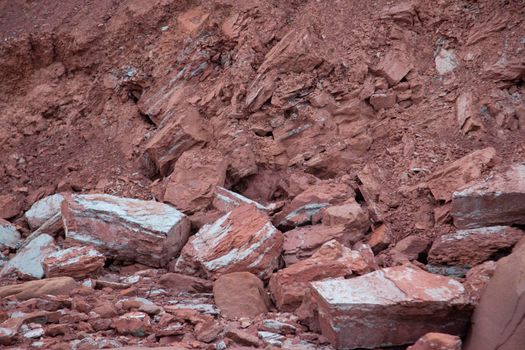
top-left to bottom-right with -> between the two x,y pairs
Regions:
24,194 -> 64,230
435,48 -> 459,75
0,219 -> 21,249
1,234 -> 57,279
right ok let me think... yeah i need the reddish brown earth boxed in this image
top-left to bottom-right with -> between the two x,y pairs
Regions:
0,0 -> 524,349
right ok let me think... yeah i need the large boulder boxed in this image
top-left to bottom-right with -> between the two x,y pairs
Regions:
1,234 -> 57,279
452,163 -> 525,229
0,219 -> 21,249
309,265 -> 471,349
62,194 -> 190,267
43,246 -> 106,278
174,204 -> 283,280
24,193 -> 64,230
0,277 -> 77,300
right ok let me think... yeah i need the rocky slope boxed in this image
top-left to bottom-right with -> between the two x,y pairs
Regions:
0,0 -> 524,349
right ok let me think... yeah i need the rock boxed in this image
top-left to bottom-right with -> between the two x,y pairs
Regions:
1,234 -> 57,279
321,199 -> 370,239
464,242 -> 525,350
144,108 -> 209,177
357,162 -> 386,221
112,312 -> 152,337
428,226 -> 523,266
175,204 -> 283,280
452,163 -> 525,229
369,92 -> 397,110
260,319 -> 297,335
212,186 -> 268,214
435,48 -> 459,75
463,261 -> 496,304
0,277 -> 77,301
310,265 -> 471,349
117,297 -> 162,315
456,92 -> 482,134
43,246 -> 106,278
62,194 -> 191,267
0,318 -> 21,345
407,333 -> 462,350
213,272 -> 270,319
24,193 -> 64,230
159,273 -> 212,293
427,147 -> 497,202
225,328 -> 260,347
368,224 -> 392,253
194,320 -> 222,343
0,194 -> 22,219
163,148 -> 228,214
269,240 -> 375,311
258,331 -> 285,347
375,49 -> 413,86
0,219 -> 21,249
390,235 -> 431,263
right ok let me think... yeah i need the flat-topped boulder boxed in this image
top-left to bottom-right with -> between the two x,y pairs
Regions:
309,265 -> 472,349
62,194 -> 190,267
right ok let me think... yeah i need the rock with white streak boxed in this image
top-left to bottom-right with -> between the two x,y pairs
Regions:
0,219 -> 21,249
62,194 -> 190,267
309,265 -> 471,349
1,234 -> 57,279
212,186 -> 268,213
43,246 -> 106,278
175,204 -> 283,280
435,48 -> 459,75
24,194 -> 64,230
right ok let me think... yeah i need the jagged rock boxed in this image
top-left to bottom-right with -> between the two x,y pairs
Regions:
43,246 -> 105,278
357,162 -> 386,221
0,219 -> 21,249
1,234 -> 57,279
368,224 -> 392,253
225,328 -> 260,347
428,226 -> 523,266
0,277 -> 77,301
369,92 -> 396,110
463,261 -> 496,304
213,272 -> 270,319
112,312 -> 151,337
163,148 -> 228,214
258,331 -> 285,347
407,333 -> 462,350
390,235 -> 432,263
270,240 -> 375,311
375,49 -> 413,86
0,194 -> 22,219
452,163 -> 525,229
435,48 -> 459,75
195,320 -> 222,343
159,273 -> 212,293
427,147 -> 496,202
260,319 -> 297,335
321,199 -> 370,241
175,204 -> 283,280
116,297 -> 162,315
212,186 -> 268,214
144,108 -> 209,176
62,194 -> 190,267
24,193 -> 64,230
309,265 -> 471,349
465,241 -> 525,350
456,92 -> 482,134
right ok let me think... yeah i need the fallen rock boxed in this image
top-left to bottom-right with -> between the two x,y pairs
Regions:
116,297 -> 162,315
321,199 -> 370,240
212,186 -> 268,214
225,328 -> 260,347
163,148 -> 228,214
375,49 -> 413,86
175,204 -> 283,280
464,241 -> 525,350
24,193 -> 64,230
0,277 -> 77,300
159,273 -> 212,294
435,48 -> 459,75
452,163 -> 525,229
407,333 -> 462,350
194,320 -> 222,343
270,240 -> 374,311
369,92 -> 396,110
258,331 -> 285,347
428,226 -> 523,266
0,194 -> 22,219
427,147 -> 496,202
390,235 -> 432,263
310,265 -> 471,349
1,233 -> 57,279
0,218 -> 21,249
112,312 -> 151,337
213,272 -> 270,319
456,92 -> 482,134
463,261 -> 496,304
43,246 -> 105,278
62,194 -> 191,267
368,224 -> 392,253
260,319 -> 297,335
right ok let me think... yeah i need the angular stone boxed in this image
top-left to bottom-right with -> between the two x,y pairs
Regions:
0,194 -> 22,219
463,261 -> 496,304
112,312 -> 151,337
116,297 -> 162,315
24,193 -> 64,230
465,243 -> 525,350
456,92 -> 482,134
175,204 -> 283,280
369,92 -> 396,110
195,320 -> 222,343
260,319 -> 297,335
376,49 -> 413,86
0,219 -> 21,249
212,186 -> 268,214
427,147 -> 496,202
258,331 -> 285,347
428,226 -> 523,266
390,235 -> 431,263
368,224 -> 392,253
407,333 -> 461,350
0,277 -> 77,301
310,266 -> 471,349
213,272 -> 269,319
321,200 -> 369,238
43,246 -> 106,278
435,48 -> 459,75
159,273 -> 212,294
144,109 -> 209,177
1,234 -> 57,279
225,328 -> 260,347
163,148 -> 227,214
62,194 -> 190,267
452,163 -> 525,229
270,240 -> 375,312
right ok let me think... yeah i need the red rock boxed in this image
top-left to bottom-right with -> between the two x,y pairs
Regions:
62,194 -> 191,267
456,92 -> 482,134
428,226 -> 523,266
270,240 -> 375,311
368,224 -> 392,253
357,162 -> 386,221
309,265 -> 471,349
24,193 -> 64,230
43,246 -> 105,278
0,194 -> 22,219
225,328 -> 260,347
212,186 -> 268,214
390,235 -> 432,263
175,204 -> 283,280
321,199 -> 369,239
407,333 -> 462,350
375,49 -> 413,86
369,92 -> 396,110
213,272 -> 270,319
260,319 -> 297,335
144,108 -> 209,177
112,312 -> 152,337
117,297 -> 162,315
194,320 -> 222,343
163,148 -> 228,214
427,147 -> 496,202
92,301 -> 118,319
0,277 -> 77,301
463,261 -> 496,304
0,318 -> 23,345
45,324 -> 71,337
464,242 -> 525,350
0,218 -> 21,249
159,273 -> 212,293
452,163 -> 525,229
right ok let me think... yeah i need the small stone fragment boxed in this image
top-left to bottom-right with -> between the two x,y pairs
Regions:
0,277 -> 77,301
225,328 -> 260,347
1,234 -> 57,279
463,261 -> 496,304
112,312 -> 151,337
0,219 -> 21,249
369,92 -> 397,110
